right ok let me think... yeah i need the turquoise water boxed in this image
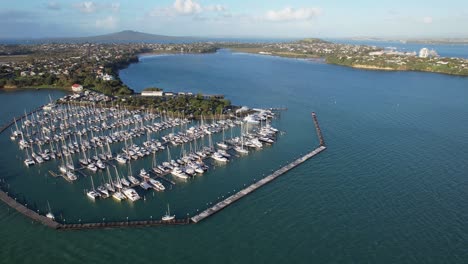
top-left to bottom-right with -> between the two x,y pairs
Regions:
1,50 -> 468,263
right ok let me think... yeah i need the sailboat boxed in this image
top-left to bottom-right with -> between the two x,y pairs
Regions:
161,204 -> 175,221
216,126 -> 229,149
24,148 -> 35,166
234,122 -> 249,154
46,201 -> 55,220
86,176 -> 101,200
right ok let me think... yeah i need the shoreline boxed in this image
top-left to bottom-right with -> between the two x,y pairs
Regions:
223,49 -> 468,77
1,85 -> 71,91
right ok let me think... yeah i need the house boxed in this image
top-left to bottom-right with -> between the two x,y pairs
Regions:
102,74 -> 114,81
141,90 -> 164,97
71,84 -> 83,93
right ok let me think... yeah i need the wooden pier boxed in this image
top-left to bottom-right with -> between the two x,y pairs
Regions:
190,112 -> 327,223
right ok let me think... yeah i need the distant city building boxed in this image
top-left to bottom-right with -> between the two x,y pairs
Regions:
71,83 -> 83,93
419,48 -> 439,58
141,90 -> 163,97
419,48 -> 429,58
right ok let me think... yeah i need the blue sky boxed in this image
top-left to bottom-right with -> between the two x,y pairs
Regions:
1,0 -> 467,38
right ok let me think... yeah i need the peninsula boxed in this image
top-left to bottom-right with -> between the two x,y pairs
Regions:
1,31 -> 467,95
220,39 -> 468,76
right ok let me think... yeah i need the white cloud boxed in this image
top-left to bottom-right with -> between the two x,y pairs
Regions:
111,3 -> 120,13
423,16 -> 433,24
150,0 -> 227,17
75,2 -> 97,13
74,2 -> 120,14
174,0 -> 202,15
264,7 -> 322,22
96,16 -> 118,29
205,4 -> 226,12
47,1 -> 61,10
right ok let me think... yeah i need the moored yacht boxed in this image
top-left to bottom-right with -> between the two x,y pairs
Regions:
139,168 -> 150,179
171,167 -> 189,180
162,204 -> 175,221
112,191 -> 126,201
149,179 -> 165,191
87,190 -> 101,200
234,145 -> 249,154
122,188 -> 140,201
211,152 -> 228,162
24,158 -> 35,167
128,175 -> 140,185
66,171 -> 78,181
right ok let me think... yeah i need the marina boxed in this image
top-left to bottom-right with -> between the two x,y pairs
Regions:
0,92 -> 326,229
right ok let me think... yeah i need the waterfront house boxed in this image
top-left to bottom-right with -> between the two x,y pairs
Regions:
141,90 -> 164,97
71,83 -> 83,93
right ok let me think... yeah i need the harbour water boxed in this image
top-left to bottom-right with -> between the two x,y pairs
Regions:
1,49 -> 468,263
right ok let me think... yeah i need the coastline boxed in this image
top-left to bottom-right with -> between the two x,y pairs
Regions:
1,85 -> 70,91
224,48 -> 468,77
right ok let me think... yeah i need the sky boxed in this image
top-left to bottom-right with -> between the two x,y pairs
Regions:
0,0 -> 467,39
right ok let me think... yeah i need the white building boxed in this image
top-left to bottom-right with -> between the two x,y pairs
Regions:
141,90 -> 163,97
419,48 -> 438,58
419,48 -> 430,58
71,84 -> 83,93
101,73 -> 115,81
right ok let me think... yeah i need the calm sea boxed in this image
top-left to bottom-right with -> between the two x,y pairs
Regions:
1,49 -> 468,263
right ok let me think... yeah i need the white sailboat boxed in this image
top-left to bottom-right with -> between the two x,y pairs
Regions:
87,176 -> 101,200
46,201 -> 55,220
161,204 -> 175,221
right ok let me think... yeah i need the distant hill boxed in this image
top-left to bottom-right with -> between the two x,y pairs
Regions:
297,38 -> 330,44
14,30 -> 198,44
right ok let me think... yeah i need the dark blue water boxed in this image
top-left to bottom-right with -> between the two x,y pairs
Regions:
1,50 -> 468,263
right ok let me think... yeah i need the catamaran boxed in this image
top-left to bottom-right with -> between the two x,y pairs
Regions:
171,166 -> 189,179
149,178 -> 165,191
122,188 -> 140,201
211,151 -> 228,162
86,176 -> 101,200
139,168 -> 150,179
24,148 -> 35,166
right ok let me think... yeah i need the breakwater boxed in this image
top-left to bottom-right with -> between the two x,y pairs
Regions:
191,145 -> 326,223
0,105 -> 44,134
